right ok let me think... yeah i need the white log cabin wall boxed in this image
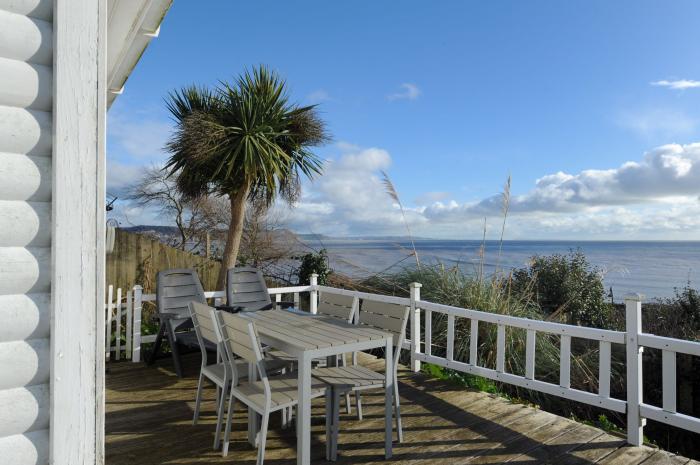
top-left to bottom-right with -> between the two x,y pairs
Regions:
0,0 -> 54,463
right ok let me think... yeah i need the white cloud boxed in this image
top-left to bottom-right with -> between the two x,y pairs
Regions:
307,89 -> 331,103
284,146 -> 426,235
387,83 -> 421,101
651,79 -> 700,90
108,137 -> 700,239
287,142 -> 700,239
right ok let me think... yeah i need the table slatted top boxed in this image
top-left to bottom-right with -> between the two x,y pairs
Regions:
241,309 -> 390,355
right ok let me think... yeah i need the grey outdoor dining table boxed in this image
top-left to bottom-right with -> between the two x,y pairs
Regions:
241,308 -> 395,465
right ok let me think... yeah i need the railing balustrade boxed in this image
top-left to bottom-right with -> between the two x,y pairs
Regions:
103,276 -> 700,446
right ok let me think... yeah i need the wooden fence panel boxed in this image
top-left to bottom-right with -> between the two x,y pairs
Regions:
106,229 -> 221,293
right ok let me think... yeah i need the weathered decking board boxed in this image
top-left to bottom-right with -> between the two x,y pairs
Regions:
106,353 -> 691,465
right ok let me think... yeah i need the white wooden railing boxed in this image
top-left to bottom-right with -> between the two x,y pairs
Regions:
104,276 -> 700,446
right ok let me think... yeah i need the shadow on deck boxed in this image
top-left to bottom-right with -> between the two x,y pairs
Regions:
106,353 -> 689,465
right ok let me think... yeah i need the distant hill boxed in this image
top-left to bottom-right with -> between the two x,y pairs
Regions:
122,225 -> 179,235
121,226 -> 435,244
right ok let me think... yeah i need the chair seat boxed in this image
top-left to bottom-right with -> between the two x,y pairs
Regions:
175,330 -> 216,351
202,357 -> 292,385
202,361 -> 244,384
232,374 -> 326,411
312,365 -> 386,390
266,349 -> 297,364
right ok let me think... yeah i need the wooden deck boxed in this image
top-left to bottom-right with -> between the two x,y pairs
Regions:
106,352 -> 692,465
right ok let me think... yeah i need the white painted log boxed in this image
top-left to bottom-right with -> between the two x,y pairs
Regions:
0,247 -> 50,295
0,338 -> 49,390
0,293 -> 49,343
0,0 -> 52,21
0,383 -> 49,437
0,9 -> 52,65
0,201 -> 50,247
51,2 -> 103,461
0,106 -> 51,156
0,56 -> 51,111
0,153 -> 51,201
0,429 -> 49,465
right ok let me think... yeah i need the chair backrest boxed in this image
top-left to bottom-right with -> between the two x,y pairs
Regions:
211,309 -> 270,391
189,301 -> 218,363
317,292 -> 358,323
157,269 -> 207,333
358,299 -> 410,370
226,266 -> 272,311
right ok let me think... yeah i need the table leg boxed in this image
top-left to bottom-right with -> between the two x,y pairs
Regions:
297,352 -> 312,465
384,337 -> 393,459
248,362 -> 259,447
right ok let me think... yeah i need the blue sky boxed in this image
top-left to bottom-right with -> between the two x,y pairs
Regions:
108,0 -> 700,239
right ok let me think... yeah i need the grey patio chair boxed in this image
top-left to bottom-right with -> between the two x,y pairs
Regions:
317,291 -> 360,415
225,266 -> 298,367
210,309 -> 327,464
224,266 -> 294,312
190,301 -> 295,449
148,268 -> 211,377
313,299 -> 410,461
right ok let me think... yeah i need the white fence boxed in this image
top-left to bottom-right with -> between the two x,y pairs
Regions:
104,284 -> 312,363
104,277 -> 700,446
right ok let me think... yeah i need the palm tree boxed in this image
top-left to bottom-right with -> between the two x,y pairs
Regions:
164,65 -> 328,289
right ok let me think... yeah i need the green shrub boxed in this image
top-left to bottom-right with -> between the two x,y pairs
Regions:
511,249 -> 613,328
294,248 -> 331,285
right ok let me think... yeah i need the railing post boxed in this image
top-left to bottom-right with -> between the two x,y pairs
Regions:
409,282 -> 422,372
625,293 -> 645,446
309,273 -> 318,314
132,285 -> 143,363
105,285 -> 113,361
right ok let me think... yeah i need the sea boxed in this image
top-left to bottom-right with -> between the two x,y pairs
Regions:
307,239 -> 700,301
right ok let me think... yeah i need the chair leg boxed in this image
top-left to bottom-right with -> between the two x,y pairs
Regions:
257,412 -> 269,465
331,389 -> 341,461
355,391 -> 363,420
215,385 -> 230,452
221,391 -> 236,456
394,381 -> 403,443
325,390 -> 331,461
168,337 -> 184,378
338,355 -> 352,414
192,372 -> 205,425
146,322 -> 166,365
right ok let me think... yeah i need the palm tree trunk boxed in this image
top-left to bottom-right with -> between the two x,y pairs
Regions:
216,186 -> 249,290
